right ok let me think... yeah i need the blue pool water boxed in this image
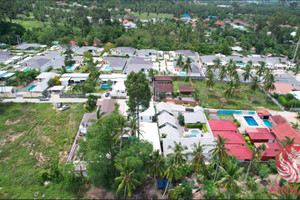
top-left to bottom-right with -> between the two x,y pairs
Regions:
180,72 -> 186,76
218,110 -> 255,115
191,130 -> 200,135
104,66 -> 111,70
101,85 -> 112,89
23,67 -> 31,72
28,85 -> 36,91
244,116 -> 258,126
83,136 -> 87,139
263,120 -> 273,127
66,65 -> 74,70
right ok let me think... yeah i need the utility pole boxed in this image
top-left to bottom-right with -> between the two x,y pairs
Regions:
293,38 -> 300,63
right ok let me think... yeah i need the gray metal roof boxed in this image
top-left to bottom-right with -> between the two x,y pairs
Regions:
0,51 -> 13,63
175,50 -> 196,57
136,49 -> 158,57
276,73 -> 300,87
200,55 -> 218,64
74,46 -> 100,55
103,57 -> 127,70
156,102 -> 172,115
124,57 -> 153,74
158,112 -> 176,128
16,43 -> 44,50
159,125 -> 179,139
184,108 -> 206,124
115,47 -> 136,55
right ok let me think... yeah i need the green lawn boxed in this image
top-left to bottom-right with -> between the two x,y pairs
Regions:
192,81 -> 281,110
133,12 -> 174,20
172,81 -> 190,91
12,19 -> 52,30
0,103 -> 85,198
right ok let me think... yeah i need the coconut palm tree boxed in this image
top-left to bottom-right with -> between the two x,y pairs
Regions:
128,117 -> 137,138
209,134 -> 230,181
115,158 -> 140,198
192,88 -> 200,101
224,80 -> 236,97
113,115 -> 128,150
214,57 -> 221,71
250,76 -> 261,91
242,62 -> 252,82
280,136 -> 296,147
215,162 -> 243,199
206,72 -> 215,89
176,54 -> 184,68
148,150 -> 166,196
206,65 -> 214,74
295,63 -> 300,75
263,74 -> 276,92
162,156 -> 181,197
233,73 -> 241,89
167,141 -> 188,165
189,142 -> 206,174
256,61 -> 266,78
182,57 -> 192,76
219,65 -> 227,81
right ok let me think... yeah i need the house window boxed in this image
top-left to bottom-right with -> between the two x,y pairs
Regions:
141,116 -> 143,120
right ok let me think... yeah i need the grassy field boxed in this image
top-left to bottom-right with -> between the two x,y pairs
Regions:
191,81 -> 280,110
133,12 -> 174,20
0,103 -> 85,198
172,81 -> 190,91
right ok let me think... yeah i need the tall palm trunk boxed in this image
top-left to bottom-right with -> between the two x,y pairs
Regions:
162,180 -> 169,197
214,159 -> 220,182
228,191 -> 230,200
124,184 -> 127,199
154,175 -> 157,196
244,160 -> 252,183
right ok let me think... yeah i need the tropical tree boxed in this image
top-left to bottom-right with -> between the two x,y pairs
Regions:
148,150 -> 166,195
242,62 -> 252,82
206,72 -> 215,89
215,162 -> 243,199
214,57 -> 221,71
233,73 -> 241,89
176,54 -> 184,68
251,76 -> 261,91
148,68 -> 155,82
209,134 -> 230,181
295,63 -> 300,75
167,141 -> 188,165
189,142 -> 206,174
113,115 -> 128,150
224,80 -> 236,97
192,88 -> 200,101
182,57 -> 192,76
219,65 -> 227,81
115,158 -> 140,198
280,136 -> 295,147
163,156 -> 181,197
128,117 -> 137,138
256,61 -> 266,78
263,74 -> 276,92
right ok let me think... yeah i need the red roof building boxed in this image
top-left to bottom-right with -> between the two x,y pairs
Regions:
255,142 -> 282,161
226,144 -> 252,160
208,120 -> 239,132
215,21 -> 224,26
271,122 -> 300,143
246,128 -> 276,143
61,2 -> 69,6
70,40 -> 77,45
213,131 -> 246,144
155,84 -> 174,95
154,76 -> 172,83
256,109 -> 271,119
178,84 -> 193,94
270,115 -> 287,126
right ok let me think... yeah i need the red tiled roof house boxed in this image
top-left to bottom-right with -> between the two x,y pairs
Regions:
245,128 -> 276,143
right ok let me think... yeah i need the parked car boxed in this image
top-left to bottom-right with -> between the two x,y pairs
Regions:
57,102 -> 62,108
185,108 -> 194,112
182,103 -> 190,107
59,104 -> 70,111
105,92 -> 110,97
39,96 -> 50,101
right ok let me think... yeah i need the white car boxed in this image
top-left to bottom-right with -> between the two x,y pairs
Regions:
59,105 -> 70,111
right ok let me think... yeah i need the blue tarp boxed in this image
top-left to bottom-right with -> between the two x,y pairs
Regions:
158,179 -> 169,189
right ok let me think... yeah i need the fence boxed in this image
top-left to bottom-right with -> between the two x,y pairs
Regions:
60,94 -> 86,98
259,86 -> 284,111
160,98 -> 200,106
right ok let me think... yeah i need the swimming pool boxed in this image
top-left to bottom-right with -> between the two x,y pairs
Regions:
66,65 -> 74,70
23,67 -> 31,72
101,85 -> 112,89
104,66 -> 111,70
180,72 -> 186,76
218,110 -> 255,115
263,120 -> 273,127
191,130 -> 200,135
28,85 -> 36,91
244,116 -> 258,126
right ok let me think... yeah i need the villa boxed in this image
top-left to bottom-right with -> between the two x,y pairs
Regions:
111,47 -> 136,56
154,83 -> 174,96
59,73 -> 90,86
124,57 -> 153,74
245,128 -> 276,143
158,112 -> 177,128
74,46 -> 102,56
101,57 -> 127,71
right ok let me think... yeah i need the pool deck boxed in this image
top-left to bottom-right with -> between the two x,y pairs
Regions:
183,128 -> 214,138
233,113 -> 267,133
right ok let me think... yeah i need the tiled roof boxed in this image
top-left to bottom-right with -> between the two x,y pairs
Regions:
208,120 -> 239,132
213,131 -> 246,144
246,128 -> 275,140
271,122 -> 300,143
178,84 -> 193,92
155,83 -> 174,93
226,144 -> 251,160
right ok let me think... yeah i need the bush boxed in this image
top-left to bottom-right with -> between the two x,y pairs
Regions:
186,123 -> 203,129
236,121 -> 241,127
86,95 -> 98,111
233,119 -> 237,123
161,133 -> 167,138
38,170 -> 50,185
172,91 -> 180,98
245,136 -> 250,141
278,96 -> 288,107
177,115 -> 185,126
268,160 -> 277,174
158,92 -> 167,99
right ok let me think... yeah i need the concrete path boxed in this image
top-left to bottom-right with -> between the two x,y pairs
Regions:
3,98 -> 88,103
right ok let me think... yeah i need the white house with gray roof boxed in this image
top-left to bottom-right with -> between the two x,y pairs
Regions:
157,112 -> 176,128
175,50 -> 197,60
136,49 -> 159,59
111,47 -> 136,56
102,57 -> 127,71
183,106 -> 206,124
159,125 -> 180,139
16,43 -> 46,50
156,102 -> 173,115
74,46 -> 102,56
124,57 -> 153,74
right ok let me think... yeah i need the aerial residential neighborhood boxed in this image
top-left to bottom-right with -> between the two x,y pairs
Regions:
0,0 -> 300,199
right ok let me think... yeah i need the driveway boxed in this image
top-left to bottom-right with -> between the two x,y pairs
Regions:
3,98 -> 88,103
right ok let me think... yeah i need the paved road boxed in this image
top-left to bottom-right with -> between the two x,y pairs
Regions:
3,98 -> 88,103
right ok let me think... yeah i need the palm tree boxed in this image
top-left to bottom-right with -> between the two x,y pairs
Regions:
176,54 -> 184,68
214,57 -> 221,71
209,134 -> 230,181
115,158 -> 140,198
233,73 -> 241,89
148,150 -> 166,196
113,115 -> 128,150
206,72 -> 215,89
250,76 -> 261,91
295,63 -> 300,75
244,144 -> 266,183
167,141 -> 188,165
256,61 -> 265,79
224,80 -> 236,97
263,74 -> 276,92
148,68 -> 155,82
189,142 -> 206,174
242,62 -> 252,82
219,65 -> 227,81
192,88 -> 200,101
182,57 -> 192,76
128,117 -> 137,138
280,136 -> 296,147
215,162 -> 243,199
162,156 -> 181,197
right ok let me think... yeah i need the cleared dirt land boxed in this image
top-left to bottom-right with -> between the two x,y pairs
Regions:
0,103 -> 85,198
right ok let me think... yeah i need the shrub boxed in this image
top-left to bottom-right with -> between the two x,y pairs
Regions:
259,169 -> 269,180
245,136 -> 250,141
233,119 -> 237,122
186,123 -> 203,129
268,160 -> 278,174
278,96 -> 288,107
177,115 -> 185,126
158,92 -> 167,99
38,170 -> 50,185
161,133 -> 167,138
235,121 -> 241,127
